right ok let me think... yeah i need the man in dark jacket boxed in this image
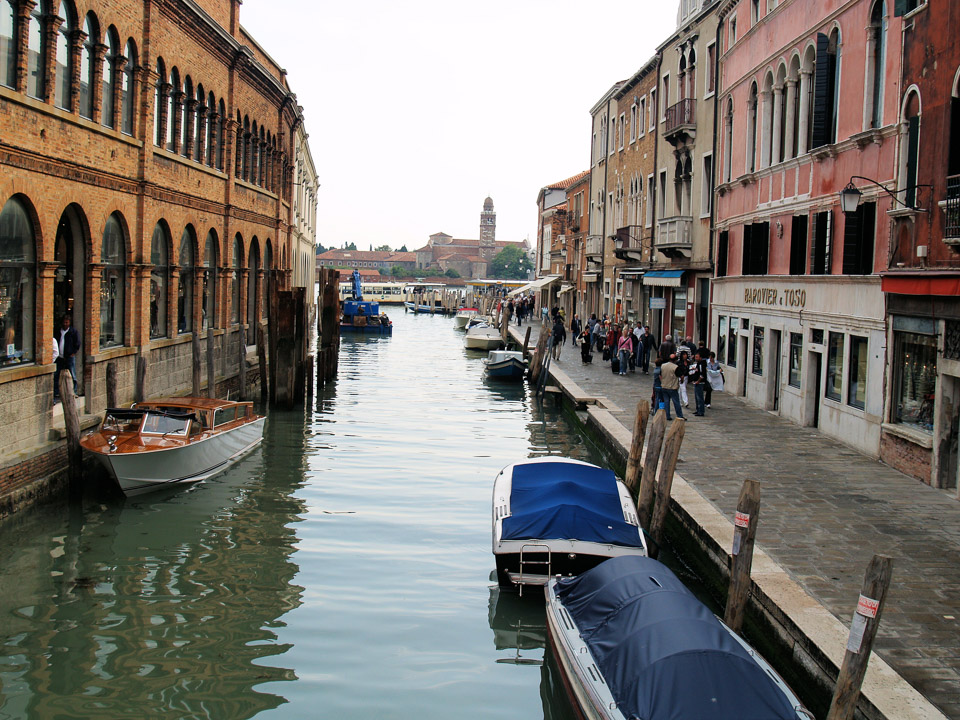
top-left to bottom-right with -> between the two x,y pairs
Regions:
53,313 -> 81,400
658,334 -> 676,362
551,316 -> 566,360
640,325 -> 657,373
570,314 -> 582,347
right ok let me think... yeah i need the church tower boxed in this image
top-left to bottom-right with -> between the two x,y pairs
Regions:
479,196 -> 496,260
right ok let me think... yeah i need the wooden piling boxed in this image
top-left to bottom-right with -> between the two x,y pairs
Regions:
207,329 -> 216,398
501,307 -> 512,344
135,354 -> 146,403
59,371 -> 82,488
522,326 -> 532,357
637,410 -> 667,528
826,554 -> 894,720
237,329 -> 246,400
723,478 -> 761,634
649,419 -> 685,549
624,400 -> 650,493
529,321 -> 549,385
257,321 -> 268,404
192,330 -> 201,397
105,361 -> 117,409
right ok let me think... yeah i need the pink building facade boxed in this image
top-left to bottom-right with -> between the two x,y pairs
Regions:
711,0 -> 902,456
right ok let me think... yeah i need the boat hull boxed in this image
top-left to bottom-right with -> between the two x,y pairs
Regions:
89,417 -> 265,496
403,302 -> 436,313
484,357 -> 526,380
340,322 -> 393,335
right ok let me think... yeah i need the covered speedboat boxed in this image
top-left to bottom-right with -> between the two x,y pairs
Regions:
81,398 -> 265,497
454,307 -> 480,329
492,458 -> 646,590
464,322 -> 503,350
545,556 -> 810,720
483,350 -> 527,380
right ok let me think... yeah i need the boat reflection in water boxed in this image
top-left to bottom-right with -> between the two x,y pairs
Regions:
487,583 -> 579,720
0,433 -> 306,720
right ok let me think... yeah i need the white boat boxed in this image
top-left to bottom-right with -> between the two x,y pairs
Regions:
546,556 -> 811,720
81,398 -> 265,497
464,323 -> 504,350
492,458 -> 647,590
483,350 -> 527,380
453,307 -> 480,329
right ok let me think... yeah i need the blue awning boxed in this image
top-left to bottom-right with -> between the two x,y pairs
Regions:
642,270 -> 685,287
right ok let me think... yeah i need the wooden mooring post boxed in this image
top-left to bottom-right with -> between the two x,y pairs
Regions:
59,371 -> 82,489
501,307 -> 512,344
636,410 -> 667,529
648,419 -> 685,549
724,478 -> 761,634
207,329 -> 216,398
624,400 -> 650,494
135,353 -> 146,402
521,326 -> 532,357
317,268 -> 341,387
529,321 -> 549,385
826,554 -> 894,720
256,321 -> 268,405
237,329 -> 246,400
105,361 -> 117,409
191,330 -> 202,396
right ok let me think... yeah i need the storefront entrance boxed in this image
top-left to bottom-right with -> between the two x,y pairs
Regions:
938,374 -> 960,494
807,351 -> 822,428
53,207 -> 86,393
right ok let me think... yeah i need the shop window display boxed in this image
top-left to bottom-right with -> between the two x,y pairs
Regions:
894,331 -> 937,432
0,198 -> 35,367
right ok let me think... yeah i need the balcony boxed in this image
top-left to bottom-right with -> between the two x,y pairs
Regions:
664,98 -> 696,144
614,226 -> 647,262
568,211 -> 581,232
585,235 -> 604,259
945,174 -> 960,244
656,216 -> 693,259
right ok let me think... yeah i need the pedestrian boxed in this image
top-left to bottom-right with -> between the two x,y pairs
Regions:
659,334 -> 676,362
706,351 -> 724,408
677,348 -> 691,408
579,328 -> 593,363
605,323 -> 618,361
617,326 -> 632,376
652,358 -> 664,414
691,349 -> 708,416
570,314 -> 582,347
53,313 -> 81,402
629,326 -> 639,373
681,335 -> 697,356
640,325 -> 657,373
660,354 -> 685,420
551,315 -> 565,360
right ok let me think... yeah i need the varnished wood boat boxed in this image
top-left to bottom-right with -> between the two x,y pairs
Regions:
81,398 -> 265,496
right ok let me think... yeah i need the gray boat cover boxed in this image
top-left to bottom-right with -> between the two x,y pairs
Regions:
555,556 -> 799,720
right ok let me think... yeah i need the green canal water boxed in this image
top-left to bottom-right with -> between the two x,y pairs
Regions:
0,311 -> 619,719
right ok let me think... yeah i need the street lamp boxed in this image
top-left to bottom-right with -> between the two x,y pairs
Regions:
839,182 -> 862,215
839,175 -> 932,214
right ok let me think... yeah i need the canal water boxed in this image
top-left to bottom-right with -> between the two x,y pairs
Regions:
0,310 -> 624,719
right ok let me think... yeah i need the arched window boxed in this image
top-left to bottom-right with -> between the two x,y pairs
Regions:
154,58 -> 164,146
747,82 -> 759,173
723,98 -> 733,182
0,197 -> 36,367
217,99 -> 225,171
166,68 -> 178,150
120,40 -> 135,135
194,84 -> 204,162
251,120 -> 259,184
150,223 -> 168,338
0,0 -> 15,89
205,91 -> 215,166
231,235 -> 241,323
178,228 -> 195,334
202,230 -> 216,331
26,2 -> 44,99
181,76 -> 192,155
867,1 -> 887,130
54,1 -> 73,109
900,91 -> 921,208
247,239 -> 259,344
100,213 -> 126,348
79,15 -> 96,118
102,30 -> 118,128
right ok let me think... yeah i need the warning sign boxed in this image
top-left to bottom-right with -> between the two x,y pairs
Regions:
856,595 -> 879,618
734,511 -> 750,529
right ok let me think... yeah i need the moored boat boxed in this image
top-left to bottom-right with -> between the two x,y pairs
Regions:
483,350 -> 527,380
80,398 -> 265,497
341,299 -> 393,334
492,458 -> 647,590
464,323 -> 504,350
545,555 -> 811,720
454,307 -> 480,329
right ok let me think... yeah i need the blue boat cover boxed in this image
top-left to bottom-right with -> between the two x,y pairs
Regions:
555,556 -> 798,720
501,461 -> 641,547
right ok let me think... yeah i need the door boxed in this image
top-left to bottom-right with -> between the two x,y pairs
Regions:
771,329 -> 782,411
810,352 -> 822,428
937,375 -> 960,493
54,207 -> 86,395
738,334 -> 748,397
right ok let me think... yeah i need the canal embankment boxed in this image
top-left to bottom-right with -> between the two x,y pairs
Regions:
509,322 -> 949,720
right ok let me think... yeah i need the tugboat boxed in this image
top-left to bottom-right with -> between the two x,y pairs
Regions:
340,270 -> 393,335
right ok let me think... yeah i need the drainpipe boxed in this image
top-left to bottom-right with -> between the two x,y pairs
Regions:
708,14 -> 722,349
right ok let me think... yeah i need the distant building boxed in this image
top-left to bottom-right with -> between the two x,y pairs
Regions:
535,171 -> 590,317
316,249 -> 418,274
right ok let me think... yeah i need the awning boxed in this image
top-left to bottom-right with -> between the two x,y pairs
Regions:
529,274 -> 561,292
619,270 -> 645,278
558,283 -> 575,296
582,272 -> 599,283
642,270 -> 685,287
881,272 -> 960,296
508,282 -> 534,297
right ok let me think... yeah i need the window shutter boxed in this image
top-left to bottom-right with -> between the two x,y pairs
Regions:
717,230 -> 729,277
824,209 -> 833,274
791,214 -> 808,275
741,224 -> 753,275
842,205 -> 862,275
758,222 -> 770,275
905,115 -> 920,208
894,0 -> 908,17
811,33 -> 831,149
860,202 -> 876,274
810,212 -> 820,274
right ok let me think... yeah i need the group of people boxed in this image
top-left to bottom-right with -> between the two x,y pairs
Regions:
652,336 -> 725,420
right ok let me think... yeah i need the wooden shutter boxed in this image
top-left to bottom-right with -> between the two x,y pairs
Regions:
741,224 -> 753,275
790,215 -> 808,275
811,33 -> 831,149
757,222 -> 770,275
824,209 -> 833,274
860,202 -> 876,274
905,115 -> 920,208
717,230 -> 729,277
894,0 -> 908,17
842,205 -> 862,275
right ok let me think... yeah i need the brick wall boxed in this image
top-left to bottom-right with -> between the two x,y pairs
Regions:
879,430 -> 933,485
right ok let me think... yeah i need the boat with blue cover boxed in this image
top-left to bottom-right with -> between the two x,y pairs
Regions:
545,555 -> 811,720
483,350 -> 527,380
492,458 -> 647,590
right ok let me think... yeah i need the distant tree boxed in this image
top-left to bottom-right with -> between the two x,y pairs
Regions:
422,266 -> 442,277
375,244 -> 391,252
389,265 -> 407,276
444,268 -> 461,278
343,242 -> 357,251
488,246 -> 532,279
315,242 -> 328,254
398,244 -> 408,252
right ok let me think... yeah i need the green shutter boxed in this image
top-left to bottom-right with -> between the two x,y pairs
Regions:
905,116 -> 920,208
894,0 -> 908,17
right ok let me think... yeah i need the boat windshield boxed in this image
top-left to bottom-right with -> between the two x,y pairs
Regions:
102,411 -> 143,433
141,413 -> 190,436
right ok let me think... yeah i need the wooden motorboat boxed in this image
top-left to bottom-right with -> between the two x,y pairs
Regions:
483,350 -> 527,380
454,307 -> 480,329
492,458 -> 647,591
81,398 -> 265,497
545,556 -> 811,720
464,323 -> 503,351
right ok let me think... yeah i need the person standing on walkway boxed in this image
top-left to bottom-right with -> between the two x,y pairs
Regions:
706,351 -> 724,408
579,328 -> 593,363
691,349 -> 708,416
659,334 -> 676,362
551,315 -> 565,360
628,325 -> 639,373
677,349 -> 691,408
660,355 -> 684,420
617,326 -> 632,376
681,335 -> 697,356
652,358 -> 664,414
570,314 -> 582,347
53,313 -> 81,402
640,326 -> 657,373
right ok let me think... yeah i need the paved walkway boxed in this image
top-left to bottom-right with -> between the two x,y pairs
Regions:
535,333 -> 960,718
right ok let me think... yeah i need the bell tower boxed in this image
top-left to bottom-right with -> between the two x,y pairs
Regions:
480,196 -> 496,260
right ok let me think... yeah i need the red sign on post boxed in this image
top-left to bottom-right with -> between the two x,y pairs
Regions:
734,511 -> 750,529
856,595 -> 879,618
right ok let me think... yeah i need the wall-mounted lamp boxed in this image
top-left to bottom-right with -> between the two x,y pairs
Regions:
840,176 -> 932,215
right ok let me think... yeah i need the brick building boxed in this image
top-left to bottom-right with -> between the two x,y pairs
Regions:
534,171 -> 589,316
316,249 -> 418,274
0,0 -> 312,509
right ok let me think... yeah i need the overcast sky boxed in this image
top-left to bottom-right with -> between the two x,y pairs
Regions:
239,1 -> 680,253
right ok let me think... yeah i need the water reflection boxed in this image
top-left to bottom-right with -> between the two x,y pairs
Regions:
0,416 -> 308,719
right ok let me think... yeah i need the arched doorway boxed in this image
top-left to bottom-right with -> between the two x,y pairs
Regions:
247,238 -> 260,345
54,204 -> 86,390
264,239 -> 273,325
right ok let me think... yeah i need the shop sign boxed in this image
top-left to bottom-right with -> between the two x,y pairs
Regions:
650,298 -> 667,310
743,287 -> 807,308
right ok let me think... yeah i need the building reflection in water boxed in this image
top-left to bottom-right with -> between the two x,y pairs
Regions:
0,409 -> 310,719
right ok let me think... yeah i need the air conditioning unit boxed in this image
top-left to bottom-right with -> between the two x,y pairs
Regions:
917,245 -> 928,258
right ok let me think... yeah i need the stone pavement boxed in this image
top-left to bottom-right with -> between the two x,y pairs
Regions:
540,334 -> 960,718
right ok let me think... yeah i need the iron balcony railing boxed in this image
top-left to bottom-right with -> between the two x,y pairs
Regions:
946,174 -> 960,240
664,98 -> 696,136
